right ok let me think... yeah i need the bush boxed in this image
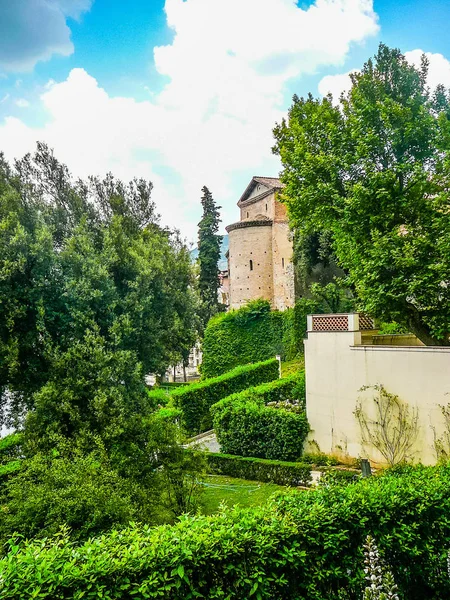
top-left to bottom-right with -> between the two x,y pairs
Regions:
171,358 -> 279,434
219,371 -> 305,407
146,387 -> 171,407
206,453 -> 312,486
0,451 -> 150,545
211,374 -> 308,461
212,397 -> 309,461
3,464 -> 450,599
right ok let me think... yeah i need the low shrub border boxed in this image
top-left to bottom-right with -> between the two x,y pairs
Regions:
2,464 -> 450,599
206,452 -> 312,487
171,358 -> 280,434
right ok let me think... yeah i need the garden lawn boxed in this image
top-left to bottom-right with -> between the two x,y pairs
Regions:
200,474 -> 294,514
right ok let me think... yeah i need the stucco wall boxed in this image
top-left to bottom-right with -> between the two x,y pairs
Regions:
227,223 -> 273,309
304,320 -> 450,465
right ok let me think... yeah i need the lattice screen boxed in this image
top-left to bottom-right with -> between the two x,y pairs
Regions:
359,314 -> 375,330
312,315 -> 349,331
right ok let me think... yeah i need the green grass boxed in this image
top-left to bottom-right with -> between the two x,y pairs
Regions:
199,474 -> 293,514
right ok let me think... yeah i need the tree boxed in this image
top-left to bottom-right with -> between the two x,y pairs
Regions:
273,44 -> 450,345
197,186 -> 222,328
0,143 -> 199,425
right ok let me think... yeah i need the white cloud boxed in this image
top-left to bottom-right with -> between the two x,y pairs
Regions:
318,70 -> 355,99
318,48 -> 450,101
0,1 -> 93,72
15,98 -> 30,108
0,94 -> 10,104
0,0 -> 379,239
405,49 -> 450,90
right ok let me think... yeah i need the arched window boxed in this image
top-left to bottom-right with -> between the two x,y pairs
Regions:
249,260 -> 253,271
282,258 -> 285,268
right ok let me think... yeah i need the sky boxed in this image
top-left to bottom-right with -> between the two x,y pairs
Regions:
1,0 -> 450,242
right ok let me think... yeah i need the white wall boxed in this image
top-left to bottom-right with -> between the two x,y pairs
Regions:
304,321 -> 450,465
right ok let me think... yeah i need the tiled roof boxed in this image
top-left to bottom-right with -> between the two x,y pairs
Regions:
238,175 -> 283,206
253,176 -> 283,189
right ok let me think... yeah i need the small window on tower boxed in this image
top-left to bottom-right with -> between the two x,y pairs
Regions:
265,203 -> 267,211
249,260 -> 253,271
247,212 -> 249,218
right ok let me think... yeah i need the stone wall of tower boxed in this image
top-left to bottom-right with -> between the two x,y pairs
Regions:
239,192 -> 274,221
271,197 -> 295,310
227,222 -> 274,309
272,221 -> 295,310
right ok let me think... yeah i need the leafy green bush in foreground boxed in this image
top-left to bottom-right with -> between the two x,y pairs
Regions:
2,464 -> 450,599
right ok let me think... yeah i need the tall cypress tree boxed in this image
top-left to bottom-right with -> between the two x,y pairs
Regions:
197,186 -> 222,328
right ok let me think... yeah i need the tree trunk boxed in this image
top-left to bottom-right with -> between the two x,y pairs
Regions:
173,365 -> 176,382
183,363 -> 187,382
406,306 -> 450,346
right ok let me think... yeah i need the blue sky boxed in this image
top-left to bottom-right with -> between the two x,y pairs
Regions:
1,0 -> 450,240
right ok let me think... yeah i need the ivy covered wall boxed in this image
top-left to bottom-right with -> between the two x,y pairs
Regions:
201,299 -> 316,378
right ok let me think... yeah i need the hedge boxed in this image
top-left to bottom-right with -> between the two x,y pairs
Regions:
218,371 -> 305,407
211,373 -> 308,461
200,300 -> 292,377
212,398 -> 308,461
3,464 -> 450,599
206,453 -> 312,486
171,358 -> 279,434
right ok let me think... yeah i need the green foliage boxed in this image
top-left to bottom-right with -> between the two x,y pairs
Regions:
301,452 -> 340,466
171,358 -> 279,434
211,387 -> 308,461
201,300 -> 302,378
3,464 -> 450,599
273,43 -> 450,346
0,433 -> 22,464
24,328 -> 151,456
0,460 -> 21,482
206,453 -> 312,487
217,372 -> 305,408
197,186 -> 222,328
0,143 -> 199,424
0,451 -> 148,545
146,387 -> 171,407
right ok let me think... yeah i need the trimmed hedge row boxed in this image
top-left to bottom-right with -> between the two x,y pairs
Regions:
2,464 -> 450,599
211,373 -> 308,461
218,371 -> 305,407
171,358 -> 280,434
206,452 -> 312,486
211,397 -> 308,461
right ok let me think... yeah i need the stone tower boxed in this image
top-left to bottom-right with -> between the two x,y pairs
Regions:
226,176 -> 294,310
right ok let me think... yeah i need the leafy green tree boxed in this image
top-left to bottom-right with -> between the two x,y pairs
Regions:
197,186 -> 222,328
273,44 -> 450,345
0,144 -> 199,425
